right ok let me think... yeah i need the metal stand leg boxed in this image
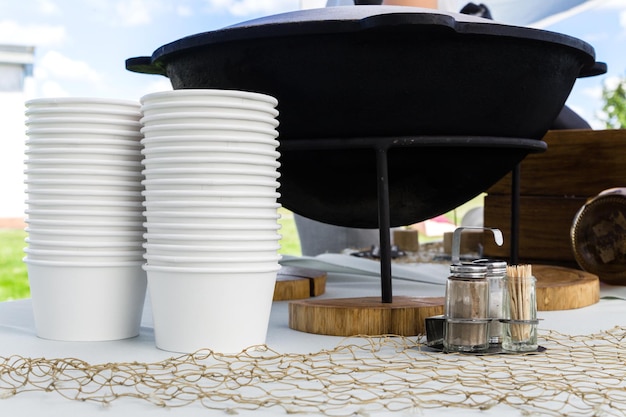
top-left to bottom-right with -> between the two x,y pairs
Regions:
376,147 -> 393,303
510,163 -> 520,264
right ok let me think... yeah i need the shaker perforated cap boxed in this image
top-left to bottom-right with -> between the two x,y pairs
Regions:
450,263 -> 487,278
472,258 -> 507,276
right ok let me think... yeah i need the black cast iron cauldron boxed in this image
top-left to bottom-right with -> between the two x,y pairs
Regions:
127,6 -> 604,141
126,7 -> 606,227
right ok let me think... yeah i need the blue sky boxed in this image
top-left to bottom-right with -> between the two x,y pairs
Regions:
2,0 -> 625,129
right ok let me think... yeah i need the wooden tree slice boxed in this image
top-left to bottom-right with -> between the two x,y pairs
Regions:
273,266 -> 327,301
534,264 -> 599,311
289,296 -> 445,336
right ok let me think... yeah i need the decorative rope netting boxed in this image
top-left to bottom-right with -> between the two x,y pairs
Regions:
2,326 -> 626,416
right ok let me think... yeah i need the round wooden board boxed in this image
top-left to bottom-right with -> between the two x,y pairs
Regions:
534,264 -> 599,311
289,296 -> 445,336
273,266 -> 327,301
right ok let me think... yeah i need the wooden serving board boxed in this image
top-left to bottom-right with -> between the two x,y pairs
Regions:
534,264 -> 599,311
289,296 -> 445,336
273,266 -> 327,301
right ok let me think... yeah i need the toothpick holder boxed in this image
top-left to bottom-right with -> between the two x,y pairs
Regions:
502,273 -> 538,352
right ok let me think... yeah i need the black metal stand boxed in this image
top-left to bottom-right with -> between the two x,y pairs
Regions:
279,135 -> 545,303
511,163 -> 521,265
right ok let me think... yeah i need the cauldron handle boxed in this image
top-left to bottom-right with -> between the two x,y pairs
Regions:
125,56 -> 168,76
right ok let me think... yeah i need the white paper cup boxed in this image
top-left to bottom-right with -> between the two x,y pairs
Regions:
26,198 -> 144,212
25,218 -> 146,232
140,101 -> 279,118
24,247 -> 145,262
141,177 -> 279,193
25,127 -> 143,140
24,157 -> 143,172
25,257 -> 147,341
25,237 -> 144,251
140,123 -> 278,140
25,106 -> 142,121
25,178 -> 144,192
25,227 -> 145,243
25,147 -> 143,162
142,189 -> 280,204
141,166 -> 280,181
140,144 -> 279,159
25,116 -> 142,131
143,248 -> 280,261
25,188 -> 144,202
140,89 -> 278,108
143,232 -> 282,246
143,253 -> 281,268
141,199 -> 280,215
26,137 -> 142,150
142,241 -> 280,255
25,167 -> 144,181
140,136 -> 279,154
139,111 -> 279,129
26,97 -> 141,111
142,210 -> 279,226
140,156 -> 280,174
144,262 -> 278,353
25,208 -> 145,222
142,221 -> 281,236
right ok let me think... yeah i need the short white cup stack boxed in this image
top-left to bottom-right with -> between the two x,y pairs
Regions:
140,89 -> 283,354
23,97 -> 147,341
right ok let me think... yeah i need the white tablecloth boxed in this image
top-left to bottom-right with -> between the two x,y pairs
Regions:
2,255 -> 626,416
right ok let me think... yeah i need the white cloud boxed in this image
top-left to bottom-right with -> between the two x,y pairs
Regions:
39,79 -> 69,98
0,20 -> 66,47
115,0 -> 153,26
203,0 -> 299,17
38,50 -> 102,83
177,5 -> 194,17
596,0 -> 626,11
36,0 -> 62,15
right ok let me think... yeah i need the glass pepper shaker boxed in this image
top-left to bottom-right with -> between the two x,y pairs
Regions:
443,263 -> 490,352
473,258 -> 507,345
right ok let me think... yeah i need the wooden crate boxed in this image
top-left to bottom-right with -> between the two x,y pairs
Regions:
483,129 -> 626,265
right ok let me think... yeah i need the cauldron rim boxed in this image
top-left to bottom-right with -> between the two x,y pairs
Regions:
147,6 -> 596,72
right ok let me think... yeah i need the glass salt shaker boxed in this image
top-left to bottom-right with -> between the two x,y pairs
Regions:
443,263 -> 490,352
473,259 -> 507,345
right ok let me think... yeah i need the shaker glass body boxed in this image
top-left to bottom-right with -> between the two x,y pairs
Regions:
443,265 -> 489,352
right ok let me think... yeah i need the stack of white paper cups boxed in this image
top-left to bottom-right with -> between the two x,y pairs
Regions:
23,97 -> 147,341
140,89 -> 282,354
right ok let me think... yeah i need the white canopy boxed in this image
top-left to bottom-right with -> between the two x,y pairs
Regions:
322,0 -> 603,27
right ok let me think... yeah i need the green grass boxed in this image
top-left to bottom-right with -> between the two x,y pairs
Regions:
0,229 -> 29,301
278,207 -> 302,256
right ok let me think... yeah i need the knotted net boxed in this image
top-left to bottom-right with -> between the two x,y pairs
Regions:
2,326 -> 626,416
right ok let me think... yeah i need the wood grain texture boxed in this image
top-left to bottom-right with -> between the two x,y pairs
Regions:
288,296 -> 445,336
273,266 -> 327,301
483,195 -> 586,263
487,129 -> 626,197
534,264 -> 599,311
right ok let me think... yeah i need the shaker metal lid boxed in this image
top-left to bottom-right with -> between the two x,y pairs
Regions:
472,258 -> 507,274
450,263 -> 487,277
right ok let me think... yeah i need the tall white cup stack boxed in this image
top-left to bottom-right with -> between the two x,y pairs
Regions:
23,97 -> 147,341
140,89 -> 282,354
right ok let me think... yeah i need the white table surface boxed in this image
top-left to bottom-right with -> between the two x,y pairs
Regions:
2,255 -> 626,416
